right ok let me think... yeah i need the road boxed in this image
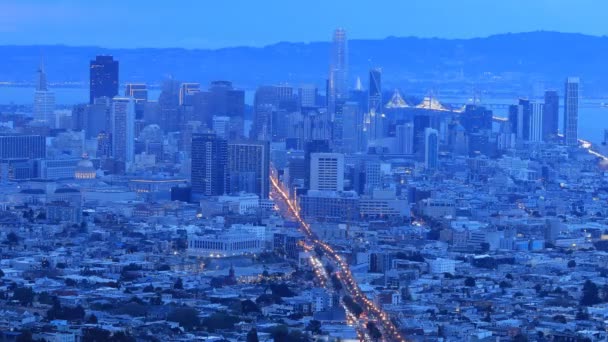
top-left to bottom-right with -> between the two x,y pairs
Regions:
270,173 -> 406,342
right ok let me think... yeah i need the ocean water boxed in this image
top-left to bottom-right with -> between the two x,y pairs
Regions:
2,87 -> 607,144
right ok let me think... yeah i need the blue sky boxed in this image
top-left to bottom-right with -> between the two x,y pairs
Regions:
1,0 -> 606,48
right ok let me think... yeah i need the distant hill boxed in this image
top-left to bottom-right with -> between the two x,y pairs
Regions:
2,31 -> 608,96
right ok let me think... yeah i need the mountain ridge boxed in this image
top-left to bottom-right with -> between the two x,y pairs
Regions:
2,31 -> 608,96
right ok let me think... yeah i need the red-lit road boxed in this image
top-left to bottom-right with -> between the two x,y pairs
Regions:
270,173 -> 406,342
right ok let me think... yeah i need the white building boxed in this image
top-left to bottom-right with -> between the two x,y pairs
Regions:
310,152 -> 344,191
217,193 -> 260,214
187,224 -> 268,257
429,258 -> 456,274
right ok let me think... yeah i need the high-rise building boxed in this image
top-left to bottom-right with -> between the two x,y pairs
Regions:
508,99 -> 531,140
328,28 -> 348,115
252,85 -> 294,141
564,77 -> 579,146
179,83 -> 201,106
125,83 -> 148,102
90,56 -> 118,104
191,132 -> 227,197
212,116 -> 230,140
543,90 -> 559,141
304,140 -> 330,189
529,102 -> 544,143
299,85 -> 318,108
0,134 -> 46,160
368,68 -> 385,141
310,152 -> 344,192
424,128 -> 439,170
33,59 -> 55,125
396,122 -> 414,155
227,141 -> 270,198
111,97 -> 135,164
341,102 -> 364,153
193,81 -> 245,134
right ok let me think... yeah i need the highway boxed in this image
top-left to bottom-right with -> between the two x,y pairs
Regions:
270,172 -> 406,342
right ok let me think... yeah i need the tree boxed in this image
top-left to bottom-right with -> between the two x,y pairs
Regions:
12,286 -> 34,306
241,299 -> 260,314
306,320 -> 322,335
16,330 -> 33,342
464,277 -> 476,287
87,314 -> 98,324
167,307 -> 200,331
201,312 -> 239,332
581,280 -> 601,306
553,314 -> 567,324
512,334 -> 528,342
576,307 -> 590,320
246,328 -> 259,342
567,260 -> 576,268
366,322 -> 382,341
270,325 -> 289,342
174,278 -> 184,290
0,269 -> 4,278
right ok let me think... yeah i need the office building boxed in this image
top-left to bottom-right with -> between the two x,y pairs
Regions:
368,68 -> 385,141
424,128 -> 439,169
328,28 -> 348,115
310,152 -> 344,191
33,59 -> 55,125
125,83 -> 148,102
529,102 -> 544,143
227,141 -> 270,198
193,81 -> 245,134
564,77 -> 579,146
396,122 -> 414,155
191,132 -> 227,197
111,97 -> 135,164
543,90 -> 559,141
299,85 -> 318,108
90,56 -> 118,104
0,134 -> 46,160
179,83 -> 200,106
212,116 -> 230,140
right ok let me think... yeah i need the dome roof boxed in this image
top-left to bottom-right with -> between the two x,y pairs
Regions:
75,157 -> 96,180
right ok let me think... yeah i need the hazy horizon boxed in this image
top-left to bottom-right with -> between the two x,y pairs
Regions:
3,0 -> 608,48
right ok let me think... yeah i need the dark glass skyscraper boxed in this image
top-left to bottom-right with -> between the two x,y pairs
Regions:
227,141 -> 270,198
543,90 -> 559,141
89,56 -> 119,104
191,132 -> 227,197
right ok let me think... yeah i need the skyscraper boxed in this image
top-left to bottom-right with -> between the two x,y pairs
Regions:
299,85 -> 318,108
328,28 -> 348,115
424,128 -> 439,170
111,97 -> 135,164
368,68 -> 384,141
396,122 -> 414,155
90,56 -> 119,104
529,102 -> 544,143
191,132 -> 227,197
179,83 -> 200,106
310,152 -> 344,192
125,83 -> 148,102
543,90 -> 559,141
227,141 -> 270,198
33,59 -> 55,125
564,77 -> 579,146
